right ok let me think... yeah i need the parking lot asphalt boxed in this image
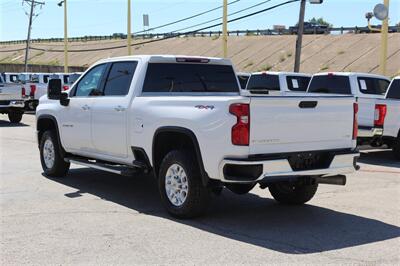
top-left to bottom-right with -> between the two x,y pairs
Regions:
1,114 -> 399,265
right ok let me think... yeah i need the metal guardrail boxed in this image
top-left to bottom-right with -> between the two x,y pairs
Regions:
0,26 -> 398,45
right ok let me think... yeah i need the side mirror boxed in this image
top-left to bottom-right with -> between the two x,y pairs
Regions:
60,92 -> 70,106
48,79 -> 62,100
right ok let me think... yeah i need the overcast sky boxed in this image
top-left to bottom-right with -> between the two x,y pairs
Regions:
1,0 -> 399,41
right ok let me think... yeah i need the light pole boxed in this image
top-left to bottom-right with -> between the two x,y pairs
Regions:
380,0 -> 389,76
127,0 -> 132,55
365,1 -> 390,76
222,0 -> 228,58
58,0 -> 68,73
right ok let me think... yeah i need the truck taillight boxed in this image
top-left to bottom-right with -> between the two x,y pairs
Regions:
63,85 -> 69,91
229,103 -> 250,146
374,104 -> 387,127
30,84 -> 36,97
353,103 -> 358,140
22,87 -> 26,98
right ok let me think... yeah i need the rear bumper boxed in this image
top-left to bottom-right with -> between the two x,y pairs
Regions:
219,150 -> 359,183
358,126 -> 383,138
0,100 -> 25,109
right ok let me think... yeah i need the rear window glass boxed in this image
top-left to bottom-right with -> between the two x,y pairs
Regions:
237,75 -> 249,89
308,75 -> 351,94
142,63 -> 239,93
357,77 -> 389,95
286,76 -> 311,91
386,79 -> 400,99
103,61 -> 137,96
63,75 -> 69,84
246,74 -> 280,91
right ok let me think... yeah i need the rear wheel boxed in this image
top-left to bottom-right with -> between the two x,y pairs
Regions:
8,111 -> 23,123
393,136 -> 400,160
40,130 -> 70,177
269,181 -> 318,205
158,150 -> 210,218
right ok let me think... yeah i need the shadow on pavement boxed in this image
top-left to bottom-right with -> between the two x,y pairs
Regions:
0,120 -> 29,127
359,149 -> 400,168
45,168 -> 400,254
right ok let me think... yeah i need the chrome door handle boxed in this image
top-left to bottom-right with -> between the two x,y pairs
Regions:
114,105 -> 126,112
81,104 -> 90,111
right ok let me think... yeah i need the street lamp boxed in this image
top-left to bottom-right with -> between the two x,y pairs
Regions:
127,0 -> 132,55
364,1 -> 390,75
58,0 -> 68,73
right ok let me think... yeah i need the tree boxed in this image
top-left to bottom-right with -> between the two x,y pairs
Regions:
309,17 -> 332,27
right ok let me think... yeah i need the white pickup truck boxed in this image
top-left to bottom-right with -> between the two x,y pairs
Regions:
0,75 -> 26,123
307,72 -> 390,146
380,77 -> 400,159
238,71 -> 311,94
36,55 -> 359,218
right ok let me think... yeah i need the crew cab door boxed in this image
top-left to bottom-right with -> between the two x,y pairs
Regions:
91,61 -> 138,158
59,64 -> 107,153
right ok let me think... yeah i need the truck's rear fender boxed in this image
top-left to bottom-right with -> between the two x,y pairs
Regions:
152,127 -> 210,186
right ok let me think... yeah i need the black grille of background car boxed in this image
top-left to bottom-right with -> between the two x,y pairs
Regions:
288,152 -> 334,171
0,101 -> 11,105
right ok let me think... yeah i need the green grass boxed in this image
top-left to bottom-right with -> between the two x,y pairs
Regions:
320,65 -> 329,71
244,61 -> 254,69
259,64 -> 272,71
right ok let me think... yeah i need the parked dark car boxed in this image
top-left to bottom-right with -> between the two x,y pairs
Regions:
289,22 -> 330,35
357,25 -> 398,34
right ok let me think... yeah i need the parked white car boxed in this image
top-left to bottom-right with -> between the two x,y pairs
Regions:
0,75 -> 26,123
380,76 -> 400,159
36,55 -> 359,218
307,72 -> 390,146
242,71 -> 312,94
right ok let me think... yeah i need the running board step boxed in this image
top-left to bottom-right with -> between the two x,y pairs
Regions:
65,157 -> 139,176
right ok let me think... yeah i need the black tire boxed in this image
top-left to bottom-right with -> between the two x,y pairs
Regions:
40,130 -> 70,177
269,181 -> 318,205
226,183 -> 255,195
393,136 -> 400,160
158,150 -> 210,219
8,111 -> 23,123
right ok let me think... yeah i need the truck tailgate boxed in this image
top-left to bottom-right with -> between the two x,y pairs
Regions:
0,84 -> 22,101
249,96 -> 355,154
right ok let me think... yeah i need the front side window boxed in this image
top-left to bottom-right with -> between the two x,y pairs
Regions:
103,61 -> 137,96
74,64 -> 106,97
357,77 -> 389,95
286,76 -> 311,91
246,74 -> 280,92
142,63 -> 239,93
308,75 -> 351,94
386,79 -> 400,99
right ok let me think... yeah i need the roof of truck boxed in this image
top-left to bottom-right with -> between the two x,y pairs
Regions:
313,72 -> 390,80
251,71 -> 312,77
95,55 -> 232,65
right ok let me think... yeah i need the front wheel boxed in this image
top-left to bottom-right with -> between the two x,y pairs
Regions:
158,150 -> 210,219
40,130 -> 70,177
8,111 -> 23,123
268,181 -> 318,205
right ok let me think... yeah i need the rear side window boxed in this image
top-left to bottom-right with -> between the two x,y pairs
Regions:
103,61 -> 137,96
142,63 -> 239,93
386,80 -> 400,99
357,77 -> 389,95
237,75 -> 249,89
286,76 -> 311,91
246,74 -> 280,91
308,75 -> 351,94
